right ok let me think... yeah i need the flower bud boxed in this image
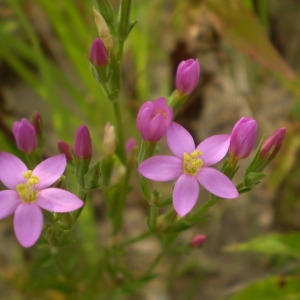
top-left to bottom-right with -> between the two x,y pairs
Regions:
230,117 -> 257,159
89,38 -> 108,67
57,140 -> 73,162
74,125 -> 92,159
31,111 -> 42,136
12,118 -> 37,153
126,137 -> 137,155
190,235 -> 207,248
259,127 -> 286,161
103,122 -> 116,156
136,97 -> 173,142
176,59 -> 200,95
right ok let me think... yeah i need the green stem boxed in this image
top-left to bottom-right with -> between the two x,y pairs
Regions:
118,230 -> 153,247
112,100 -> 126,163
187,195 -> 219,223
148,205 -> 158,231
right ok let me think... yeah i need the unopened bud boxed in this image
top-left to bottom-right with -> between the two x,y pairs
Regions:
89,38 -> 108,67
12,118 -> 38,153
74,125 -> 92,160
259,127 -> 286,161
176,59 -> 200,95
190,235 -> 207,248
103,122 -> 116,156
57,140 -> 73,162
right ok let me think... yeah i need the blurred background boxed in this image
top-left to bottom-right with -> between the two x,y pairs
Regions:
1,0 -> 300,299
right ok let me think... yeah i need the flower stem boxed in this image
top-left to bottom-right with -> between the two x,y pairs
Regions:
112,100 -> 126,163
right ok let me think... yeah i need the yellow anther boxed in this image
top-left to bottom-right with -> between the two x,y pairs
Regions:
157,109 -> 167,119
183,150 -> 203,175
27,176 -> 40,186
16,184 -> 27,195
16,172 -> 40,203
23,170 -> 33,179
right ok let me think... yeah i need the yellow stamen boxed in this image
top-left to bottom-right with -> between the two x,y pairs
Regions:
183,150 -> 203,175
16,170 -> 40,203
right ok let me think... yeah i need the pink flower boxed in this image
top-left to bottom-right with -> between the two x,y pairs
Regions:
230,117 -> 257,159
138,122 -> 238,216
0,152 -> 83,248
89,38 -> 108,67
12,118 -> 38,153
74,125 -> 92,159
176,59 -> 200,95
136,97 -> 173,142
259,127 -> 286,161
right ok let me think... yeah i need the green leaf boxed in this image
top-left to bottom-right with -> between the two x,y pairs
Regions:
229,276 -> 300,300
224,232 -> 300,259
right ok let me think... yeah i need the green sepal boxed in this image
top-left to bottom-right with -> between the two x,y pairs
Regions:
91,64 -> 111,84
84,161 -> 102,190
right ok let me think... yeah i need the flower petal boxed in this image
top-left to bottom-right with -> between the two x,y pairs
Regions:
173,174 -> 199,216
197,134 -> 230,166
0,152 -> 28,189
37,188 -> 84,212
14,203 -> 43,248
138,155 -> 182,182
166,122 -> 195,158
33,154 -> 66,190
197,167 -> 238,198
0,190 -> 21,219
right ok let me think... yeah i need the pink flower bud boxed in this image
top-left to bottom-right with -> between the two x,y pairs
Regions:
136,97 -> 173,142
190,235 -> 207,248
126,137 -> 137,155
230,117 -> 257,159
89,38 -> 108,67
57,140 -> 73,162
259,127 -> 286,161
31,111 -> 42,136
12,118 -> 37,153
103,122 -> 116,156
176,59 -> 200,95
74,125 -> 92,159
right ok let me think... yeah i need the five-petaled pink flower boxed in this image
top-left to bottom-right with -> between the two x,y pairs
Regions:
0,152 -> 84,248
138,122 -> 238,216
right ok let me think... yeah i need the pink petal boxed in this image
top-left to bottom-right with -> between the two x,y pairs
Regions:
197,134 -> 230,166
0,152 -> 27,189
33,154 -> 66,190
14,203 -> 43,248
138,155 -> 182,182
197,167 -> 238,198
37,188 -> 84,212
0,190 -> 21,219
173,174 -> 199,216
166,122 -> 195,158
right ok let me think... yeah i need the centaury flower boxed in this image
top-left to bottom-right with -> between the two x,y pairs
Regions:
136,97 -> 173,142
12,118 -> 38,153
0,152 -> 83,248
138,122 -> 238,216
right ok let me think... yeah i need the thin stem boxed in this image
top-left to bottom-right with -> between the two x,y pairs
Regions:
112,100 -> 126,163
118,231 -> 153,247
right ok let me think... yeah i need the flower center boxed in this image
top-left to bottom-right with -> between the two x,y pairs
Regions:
16,170 -> 40,203
154,109 -> 167,119
183,150 -> 203,175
